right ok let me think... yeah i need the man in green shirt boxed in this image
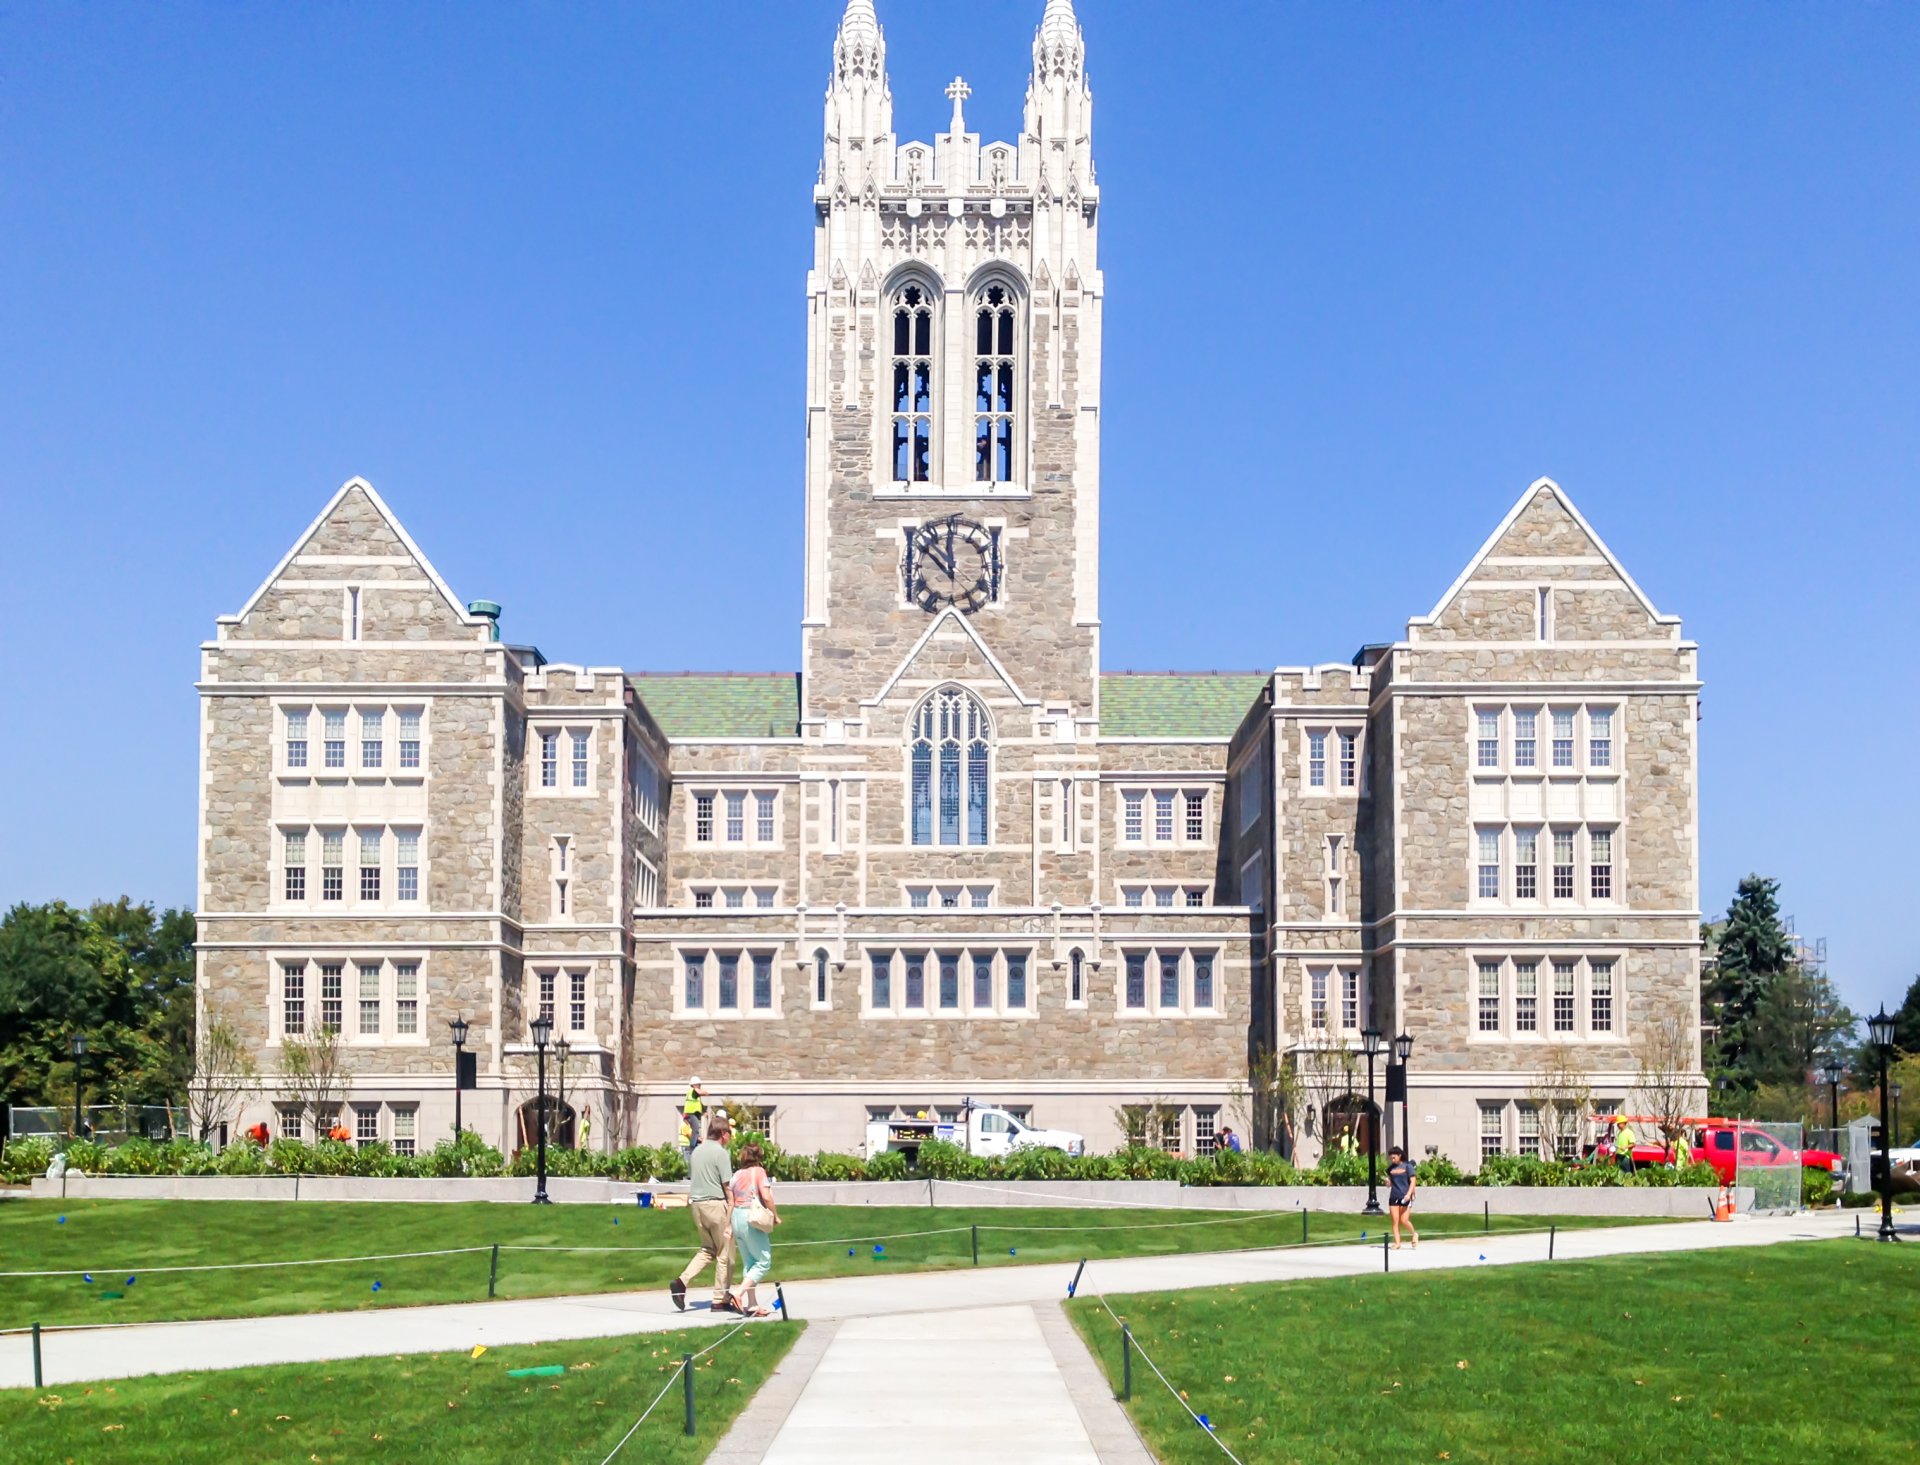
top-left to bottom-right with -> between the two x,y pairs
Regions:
671,1112 -> 734,1313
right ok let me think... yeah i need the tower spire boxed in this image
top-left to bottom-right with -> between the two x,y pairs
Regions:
834,0 -> 884,84
1034,0 -> 1085,81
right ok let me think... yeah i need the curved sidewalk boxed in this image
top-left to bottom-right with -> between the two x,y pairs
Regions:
0,1210 -> 1852,1393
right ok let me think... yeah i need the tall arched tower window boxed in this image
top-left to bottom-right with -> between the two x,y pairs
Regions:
891,283 -> 936,484
910,688 -> 991,845
974,282 -> 1019,483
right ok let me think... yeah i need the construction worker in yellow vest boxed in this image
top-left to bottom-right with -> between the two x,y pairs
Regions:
1614,1117 -> 1638,1174
682,1078 -> 707,1157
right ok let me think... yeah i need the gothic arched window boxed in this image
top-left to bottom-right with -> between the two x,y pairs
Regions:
891,283 -> 936,484
910,688 -> 991,846
974,282 -> 1018,483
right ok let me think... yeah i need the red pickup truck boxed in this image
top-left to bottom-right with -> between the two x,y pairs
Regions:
1597,1118 -> 1844,1184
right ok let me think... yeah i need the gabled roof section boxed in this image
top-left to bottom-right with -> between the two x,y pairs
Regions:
218,476 -> 484,632
628,673 -> 801,739
1412,476 -> 1679,632
1101,672 -> 1269,738
861,607 -> 1033,709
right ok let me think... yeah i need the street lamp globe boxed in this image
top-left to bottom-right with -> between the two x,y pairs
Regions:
70,1034 -> 87,1058
1868,1008 -> 1896,1052
530,1014 -> 553,1051
1822,1058 -> 1844,1089
1394,1032 -> 1414,1065
1361,1025 -> 1384,1059
450,1016 -> 470,1048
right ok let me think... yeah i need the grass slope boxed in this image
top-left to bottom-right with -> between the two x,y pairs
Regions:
1068,1240 -> 1917,1464
0,1198 -> 1637,1330
0,1323 -> 800,1465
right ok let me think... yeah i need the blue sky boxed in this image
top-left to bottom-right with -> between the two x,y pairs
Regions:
2,3 -> 1915,1017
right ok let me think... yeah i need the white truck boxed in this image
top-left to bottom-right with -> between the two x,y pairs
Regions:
864,1106 -> 1085,1164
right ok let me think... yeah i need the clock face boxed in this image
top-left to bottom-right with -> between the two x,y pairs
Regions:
905,516 -> 1001,614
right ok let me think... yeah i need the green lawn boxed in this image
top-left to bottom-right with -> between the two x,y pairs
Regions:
0,1198 -> 1637,1329
0,1322 -> 799,1465
1068,1240 -> 1918,1464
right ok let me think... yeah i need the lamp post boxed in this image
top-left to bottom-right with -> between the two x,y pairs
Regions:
449,1016 -> 470,1139
69,1033 -> 87,1140
1822,1058 -> 1844,1146
555,1037 -> 570,1149
1394,1031 -> 1414,1154
1360,1026 -> 1385,1216
1868,1008 -> 1899,1243
530,1014 -> 553,1205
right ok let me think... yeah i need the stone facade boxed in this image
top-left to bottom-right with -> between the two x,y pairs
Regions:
195,0 -> 1702,1167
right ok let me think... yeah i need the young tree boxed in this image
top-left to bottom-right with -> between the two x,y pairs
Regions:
1631,1000 -> 1701,1147
1743,964 -> 1856,1089
1526,1049 -> 1593,1161
1293,1044 -> 1363,1157
1704,876 -> 1793,1081
279,1027 -> 350,1136
1230,1043 -> 1306,1156
187,1018 -> 258,1143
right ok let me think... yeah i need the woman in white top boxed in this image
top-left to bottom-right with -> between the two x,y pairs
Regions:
727,1141 -> 781,1317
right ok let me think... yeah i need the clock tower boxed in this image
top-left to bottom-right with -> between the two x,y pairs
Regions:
800,0 -> 1102,727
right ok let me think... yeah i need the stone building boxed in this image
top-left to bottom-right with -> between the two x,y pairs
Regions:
195,0 -> 1702,1165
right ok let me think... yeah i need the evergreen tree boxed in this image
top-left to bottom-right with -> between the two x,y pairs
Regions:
1705,875 -> 1794,1082
1890,973 -> 1920,1057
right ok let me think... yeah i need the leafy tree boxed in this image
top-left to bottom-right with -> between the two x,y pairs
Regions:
1703,876 -> 1794,1083
1742,964 -> 1857,1089
1631,999 -> 1701,1147
1889,974 -> 1920,1058
1230,1043 -> 1305,1156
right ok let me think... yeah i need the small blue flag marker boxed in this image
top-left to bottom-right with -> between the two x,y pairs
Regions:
126,1276 -> 137,1287
372,1280 -> 383,1292
1360,1231 -> 1367,1240
82,1273 -> 94,1284
1009,1248 -> 1017,1256
1199,1414 -> 1213,1432
1477,1254 -> 1486,1262
57,1216 -> 66,1225
774,1297 -> 784,1311
873,1244 -> 884,1255
847,1249 -> 855,1257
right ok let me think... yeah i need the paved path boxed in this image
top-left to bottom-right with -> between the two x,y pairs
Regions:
2,1210 -> 1848,1399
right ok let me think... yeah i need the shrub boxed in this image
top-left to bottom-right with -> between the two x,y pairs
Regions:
1802,1165 -> 1835,1208
1000,1144 -> 1076,1182
1564,1160 -> 1624,1187
912,1139 -> 988,1180
771,1150 -> 816,1182
647,1144 -> 690,1182
0,1135 -> 55,1184
425,1130 -> 506,1178
1312,1148 -> 1371,1186
1065,1152 -> 1124,1180
102,1139 -> 167,1175
812,1152 -> 867,1182
1414,1154 -> 1468,1187
163,1139 -> 219,1176
215,1140 -> 268,1175
267,1138 -> 313,1174
1111,1145 -> 1182,1181
866,1150 -> 908,1181
64,1138 -> 110,1174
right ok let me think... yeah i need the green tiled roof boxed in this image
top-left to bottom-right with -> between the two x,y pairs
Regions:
628,673 -> 800,739
1100,672 -> 1268,739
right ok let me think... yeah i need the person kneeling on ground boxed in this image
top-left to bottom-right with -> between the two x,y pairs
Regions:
729,1140 -> 782,1318
1387,1145 -> 1418,1249
671,1113 -> 735,1314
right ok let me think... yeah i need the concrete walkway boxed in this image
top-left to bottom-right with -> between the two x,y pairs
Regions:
3,1210 -> 1849,1400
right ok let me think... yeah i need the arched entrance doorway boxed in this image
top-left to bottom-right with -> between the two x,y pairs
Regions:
516,1097 -> 576,1151
1323,1094 -> 1380,1158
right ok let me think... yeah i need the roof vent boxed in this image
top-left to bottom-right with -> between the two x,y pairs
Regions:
468,599 -> 502,642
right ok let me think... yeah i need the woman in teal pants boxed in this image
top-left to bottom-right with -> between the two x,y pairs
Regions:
728,1141 -> 781,1317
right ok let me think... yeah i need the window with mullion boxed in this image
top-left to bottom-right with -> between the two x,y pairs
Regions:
1552,962 -> 1576,1032
1515,962 -> 1538,1032
684,952 -> 706,1010
717,954 -> 739,1011
1590,961 -> 1615,1032
938,953 -> 961,1011
1551,709 -> 1576,768
1006,952 -> 1028,1010
891,284 -> 935,484
1158,953 -> 1181,1010
1552,829 -> 1577,899
357,963 -> 382,1036
360,709 -> 384,770
973,283 -> 1018,484
971,953 -> 994,1010
911,689 -> 991,846
1477,828 -> 1501,900
284,832 -> 307,901
1477,961 -> 1502,1032
750,955 -> 773,1012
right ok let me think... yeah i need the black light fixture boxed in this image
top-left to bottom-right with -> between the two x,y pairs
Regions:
1867,1008 -> 1898,1243
1822,1057 -> 1845,1141
69,1033 -> 88,1141
1393,1032 -> 1414,1157
530,1013 -> 554,1205
449,1017 -> 471,1138
1360,1025 -> 1385,1216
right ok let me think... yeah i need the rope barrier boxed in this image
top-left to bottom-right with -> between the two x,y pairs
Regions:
598,1318 -> 751,1465
1089,1280 -> 1244,1463
0,1246 -> 492,1279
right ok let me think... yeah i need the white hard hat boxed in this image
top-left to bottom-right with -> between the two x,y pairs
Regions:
690,1076 -> 703,1086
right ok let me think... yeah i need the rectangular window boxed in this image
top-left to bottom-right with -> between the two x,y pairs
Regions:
972,954 -> 994,1009
391,1107 -> 416,1157
323,710 -> 347,770
1154,791 -> 1175,842
1553,961 -> 1576,1032
1123,886 -> 1144,908
1338,731 -> 1358,788
1552,709 -> 1575,768
1481,1103 -> 1504,1161
755,887 -> 774,909
756,792 -> 776,843
1309,968 -> 1328,1031
724,888 -> 744,909
1308,730 -> 1328,787
285,710 -> 309,768
1123,790 -> 1144,842
319,963 -> 343,1033
1159,953 -> 1181,1010
1478,961 -> 1502,1032
1155,887 -> 1174,908
1341,969 -> 1360,1031
1186,887 -> 1206,907
355,1105 -> 379,1145
284,832 -> 306,901
684,953 -> 705,1009
540,731 -> 560,788
1006,953 -> 1027,1010
571,970 -> 588,1029
1476,710 -> 1500,769
1514,709 -> 1536,769
1515,962 -> 1538,1032
909,887 -> 930,909
538,970 -> 556,1027
395,963 -> 418,1034
1195,1107 -> 1219,1158
1184,790 -> 1205,842
1517,1104 -> 1541,1159
360,710 -> 383,769
282,964 -> 306,1035
359,829 -> 382,901
570,730 -> 589,788
1590,961 -> 1614,1033
693,888 -> 713,909
1590,829 -> 1613,900
1477,828 -> 1501,900
1589,708 -> 1612,769
1192,952 -> 1214,1010
1553,829 -> 1576,899
322,830 -> 344,901
695,793 -> 714,843
717,954 -> 739,1011
938,954 -> 960,1011
751,956 -> 772,1012
358,963 -> 381,1036
903,953 -> 925,1010
396,830 -> 419,902
1515,829 -> 1538,901
398,710 -> 421,769
1124,953 -> 1147,1011
1326,835 -> 1345,919
725,792 -> 745,843
870,951 -> 892,1009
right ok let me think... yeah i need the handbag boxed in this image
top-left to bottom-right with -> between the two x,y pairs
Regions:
748,1202 -> 776,1233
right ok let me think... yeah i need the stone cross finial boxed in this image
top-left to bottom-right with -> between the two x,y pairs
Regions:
946,75 -> 971,134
